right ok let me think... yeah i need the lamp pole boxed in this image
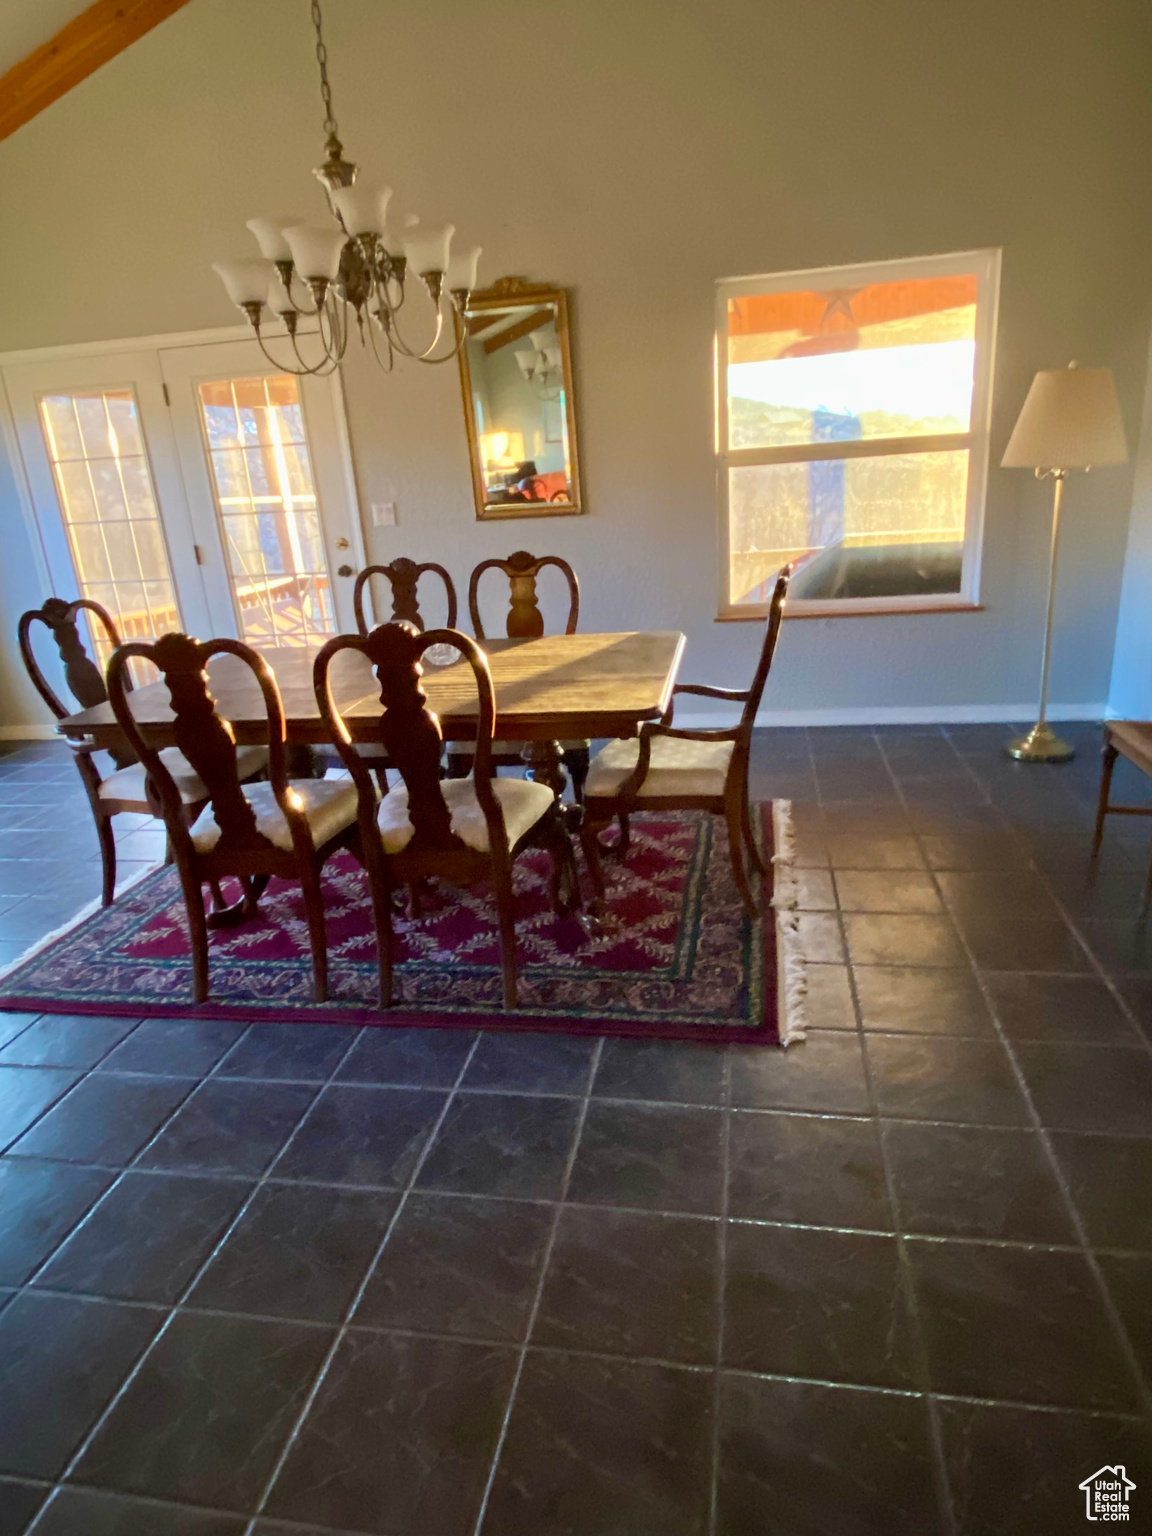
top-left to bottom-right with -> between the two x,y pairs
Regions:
1008,469 -> 1074,762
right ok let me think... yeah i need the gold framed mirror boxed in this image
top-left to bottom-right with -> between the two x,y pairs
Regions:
456,277 -> 582,520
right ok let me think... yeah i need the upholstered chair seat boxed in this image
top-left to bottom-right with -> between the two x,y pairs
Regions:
100,744 -> 268,805
190,778 -> 359,853
585,737 -> 734,799
377,775 -> 555,854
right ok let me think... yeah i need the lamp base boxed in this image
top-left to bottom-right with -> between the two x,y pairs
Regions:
1006,722 -> 1075,763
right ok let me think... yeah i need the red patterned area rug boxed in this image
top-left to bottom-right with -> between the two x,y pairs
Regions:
0,805 -> 803,1044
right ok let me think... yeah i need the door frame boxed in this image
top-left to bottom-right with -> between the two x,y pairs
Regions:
158,335 -> 369,640
0,321 -> 368,639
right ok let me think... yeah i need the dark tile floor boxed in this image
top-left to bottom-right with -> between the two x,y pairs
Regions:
0,724 -> 1149,1535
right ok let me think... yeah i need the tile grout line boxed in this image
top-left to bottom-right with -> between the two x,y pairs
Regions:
11,1071 -> 225,1293
873,729 -> 1152,1427
27,1023 -> 368,1529
240,1027 -> 489,1534
468,1036 -> 606,1536
840,728 -> 959,1536
706,1045 -> 732,1536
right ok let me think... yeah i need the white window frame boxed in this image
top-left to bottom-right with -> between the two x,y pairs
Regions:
715,247 -> 1001,620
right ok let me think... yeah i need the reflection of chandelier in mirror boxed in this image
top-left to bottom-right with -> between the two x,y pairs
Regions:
212,0 -> 482,377
514,339 -> 564,400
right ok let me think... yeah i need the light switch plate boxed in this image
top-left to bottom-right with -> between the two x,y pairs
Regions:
371,501 -> 397,527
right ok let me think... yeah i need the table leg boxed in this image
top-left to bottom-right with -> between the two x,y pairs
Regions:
522,739 -> 567,799
522,740 -> 603,933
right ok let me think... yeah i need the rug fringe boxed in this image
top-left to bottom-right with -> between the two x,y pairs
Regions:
770,799 -> 809,1047
0,863 -> 158,983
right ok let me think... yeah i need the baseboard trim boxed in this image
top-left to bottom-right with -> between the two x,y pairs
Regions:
0,703 -> 1109,741
0,724 -> 60,741
673,703 -> 1108,728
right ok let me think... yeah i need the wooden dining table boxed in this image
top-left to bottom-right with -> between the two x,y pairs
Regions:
56,629 -> 688,803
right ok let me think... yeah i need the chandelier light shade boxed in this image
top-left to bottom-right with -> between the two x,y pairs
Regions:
212,0 -> 481,375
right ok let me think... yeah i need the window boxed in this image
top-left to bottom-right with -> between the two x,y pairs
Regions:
196,374 -> 334,647
36,388 -> 180,663
716,248 -> 1000,616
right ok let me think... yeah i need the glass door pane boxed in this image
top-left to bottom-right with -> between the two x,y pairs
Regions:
36,387 -> 181,663
195,374 -> 334,647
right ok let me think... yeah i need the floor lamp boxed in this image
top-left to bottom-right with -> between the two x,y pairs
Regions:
1001,362 -> 1128,762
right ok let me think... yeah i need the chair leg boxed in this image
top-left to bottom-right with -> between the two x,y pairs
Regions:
611,812 -> 631,860
491,863 -> 519,1009
177,870 -> 210,1003
579,819 -> 609,905
445,754 -> 472,781
97,813 -> 117,907
366,864 -> 395,1008
564,746 -> 590,805
741,793 -> 767,876
299,860 -> 329,1004
724,803 -> 758,919
542,811 -> 581,917
1093,741 -> 1118,855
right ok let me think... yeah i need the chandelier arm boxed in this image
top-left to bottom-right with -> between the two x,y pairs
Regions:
366,311 -> 397,373
252,326 -> 317,375
321,291 -> 351,364
385,303 -> 449,360
287,326 -> 338,378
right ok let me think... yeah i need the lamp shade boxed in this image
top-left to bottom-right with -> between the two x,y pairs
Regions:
329,183 -> 392,237
403,223 -> 454,276
246,217 -> 305,261
446,245 -> 482,291
1001,363 -> 1128,470
213,259 -> 275,306
282,224 -> 348,282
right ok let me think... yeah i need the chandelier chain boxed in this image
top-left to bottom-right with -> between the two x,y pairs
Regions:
311,0 -> 339,141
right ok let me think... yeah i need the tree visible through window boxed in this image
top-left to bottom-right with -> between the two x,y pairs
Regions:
717,250 -> 999,615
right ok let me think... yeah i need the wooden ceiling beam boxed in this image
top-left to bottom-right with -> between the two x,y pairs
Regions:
0,0 -> 195,144
482,308 -> 554,355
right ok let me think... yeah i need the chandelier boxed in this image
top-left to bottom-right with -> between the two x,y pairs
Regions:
514,339 -> 564,400
211,0 -> 481,376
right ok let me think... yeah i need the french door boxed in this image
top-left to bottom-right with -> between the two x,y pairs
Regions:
159,339 -> 363,642
4,350 -> 214,662
3,335 -> 364,664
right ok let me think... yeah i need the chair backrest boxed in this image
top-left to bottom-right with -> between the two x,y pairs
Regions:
107,632 -> 304,860
738,565 -> 792,739
18,597 -> 123,719
314,621 -> 507,857
468,551 -> 579,640
19,597 -> 137,769
353,559 -> 458,637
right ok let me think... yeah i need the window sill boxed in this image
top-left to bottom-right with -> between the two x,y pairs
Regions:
717,600 -> 985,621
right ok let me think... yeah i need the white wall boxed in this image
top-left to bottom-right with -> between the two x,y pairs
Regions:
1,0 -> 1151,731
1109,332 -> 1152,719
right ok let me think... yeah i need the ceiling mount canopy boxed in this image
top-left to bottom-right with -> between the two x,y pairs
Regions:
212,0 -> 482,376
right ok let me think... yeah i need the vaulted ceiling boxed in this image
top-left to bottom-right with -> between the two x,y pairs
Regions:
0,0 -> 194,142
0,0 -> 92,77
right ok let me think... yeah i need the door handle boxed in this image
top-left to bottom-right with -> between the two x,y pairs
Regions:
337,564 -> 355,578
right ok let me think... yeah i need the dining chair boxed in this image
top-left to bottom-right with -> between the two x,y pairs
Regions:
353,558 -> 458,635
579,566 -> 791,918
107,632 -> 360,1002
349,560 -> 461,789
18,597 -> 268,907
1093,721 -> 1152,899
449,550 -> 590,800
314,620 -> 581,1009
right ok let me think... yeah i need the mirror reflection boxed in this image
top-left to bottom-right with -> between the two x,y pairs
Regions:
457,281 -> 581,519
